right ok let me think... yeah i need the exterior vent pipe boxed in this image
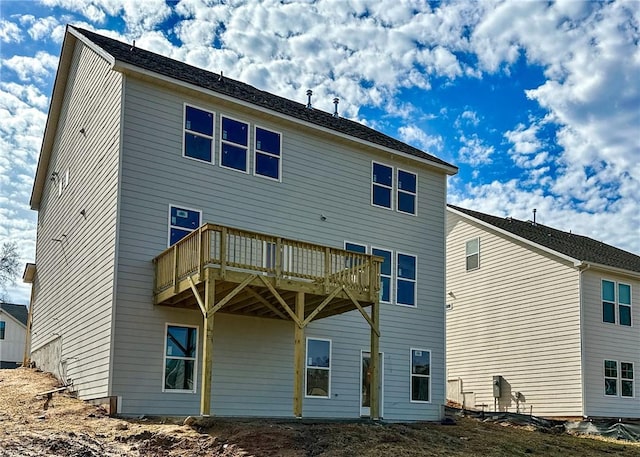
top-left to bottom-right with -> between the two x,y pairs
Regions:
333,97 -> 339,117
306,90 -> 313,109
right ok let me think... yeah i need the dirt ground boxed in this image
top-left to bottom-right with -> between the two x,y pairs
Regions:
0,368 -> 638,457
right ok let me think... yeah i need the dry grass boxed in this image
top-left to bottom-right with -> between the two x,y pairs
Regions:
1,368 -> 638,456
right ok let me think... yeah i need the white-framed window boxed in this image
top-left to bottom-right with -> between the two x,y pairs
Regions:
621,362 -> 635,397
602,279 -> 632,326
306,338 -> 331,398
183,104 -> 214,163
254,126 -> 282,181
604,360 -> 618,396
168,205 -> 202,246
466,237 -> 480,271
372,162 -> 393,210
410,348 -> 430,403
605,360 -> 635,397
396,252 -> 417,307
0,321 -> 5,339
397,169 -> 417,215
163,324 -> 198,393
220,115 -> 249,173
372,247 -> 393,304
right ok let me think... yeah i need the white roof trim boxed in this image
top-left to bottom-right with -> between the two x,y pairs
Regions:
447,206 -> 584,268
581,262 -> 640,279
0,307 -> 27,329
111,61 -> 458,175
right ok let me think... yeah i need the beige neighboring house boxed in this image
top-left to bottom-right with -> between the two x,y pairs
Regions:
0,303 -> 28,369
446,205 -> 639,419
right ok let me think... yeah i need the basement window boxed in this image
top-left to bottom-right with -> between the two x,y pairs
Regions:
164,324 -> 198,392
254,126 -> 281,181
411,349 -> 430,402
183,104 -> 214,163
306,338 -> 331,398
220,116 -> 249,173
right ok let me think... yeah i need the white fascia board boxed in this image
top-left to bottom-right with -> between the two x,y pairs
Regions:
68,27 -> 116,67
580,262 -> 640,280
447,206 -> 584,268
112,61 -> 458,176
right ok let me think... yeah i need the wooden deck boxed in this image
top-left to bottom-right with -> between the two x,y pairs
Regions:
153,223 -> 382,320
153,223 -> 383,419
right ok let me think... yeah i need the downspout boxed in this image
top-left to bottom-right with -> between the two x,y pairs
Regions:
578,262 -> 590,419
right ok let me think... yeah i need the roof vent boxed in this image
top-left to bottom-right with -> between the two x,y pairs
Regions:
219,70 -> 224,82
306,90 -> 313,109
333,97 -> 339,118
130,40 -> 135,51
532,208 -> 537,226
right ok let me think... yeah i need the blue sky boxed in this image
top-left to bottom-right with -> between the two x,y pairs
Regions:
1,0 -> 639,304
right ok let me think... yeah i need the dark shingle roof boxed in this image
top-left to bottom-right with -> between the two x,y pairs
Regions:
71,26 -> 456,172
448,204 -> 640,274
0,303 -> 28,326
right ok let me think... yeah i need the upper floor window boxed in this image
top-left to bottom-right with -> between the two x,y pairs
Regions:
466,238 -> 480,271
220,116 -> 249,172
372,247 -> 392,304
0,321 -> 5,339
164,324 -> 198,392
306,338 -> 331,398
183,105 -> 214,163
397,169 -> 417,215
397,253 -> 417,307
602,280 -> 632,326
169,205 -> 201,246
372,162 -> 393,209
254,127 -> 281,181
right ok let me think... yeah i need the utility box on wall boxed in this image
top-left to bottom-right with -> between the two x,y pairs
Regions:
492,375 -> 502,398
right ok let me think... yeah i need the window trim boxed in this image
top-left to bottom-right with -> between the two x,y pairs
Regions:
305,337 -> 332,399
219,114 -> 250,174
0,321 -> 5,339
465,237 -> 480,272
396,251 -> 417,307
371,161 -> 394,211
601,278 -> 633,327
410,348 -> 431,403
604,359 -> 618,396
182,103 -> 215,164
372,246 -> 393,305
396,168 -> 417,216
168,204 -> 202,247
253,124 -> 282,182
162,323 -> 199,394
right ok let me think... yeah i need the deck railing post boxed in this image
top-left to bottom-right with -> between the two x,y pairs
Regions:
275,237 -> 282,287
324,247 -> 331,294
220,227 -> 227,280
172,245 -> 179,293
199,226 -> 205,279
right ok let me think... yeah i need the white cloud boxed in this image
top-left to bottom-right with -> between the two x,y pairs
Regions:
0,19 -> 23,43
398,125 -> 444,154
457,133 -> 494,166
3,52 -> 59,83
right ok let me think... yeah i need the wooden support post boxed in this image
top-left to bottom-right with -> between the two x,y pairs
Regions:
369,298 -> 380,420
293,291 -> 305,418
200,270 -> 215,416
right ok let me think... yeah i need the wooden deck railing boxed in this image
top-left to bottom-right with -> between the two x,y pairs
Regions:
154,223 -> 382,300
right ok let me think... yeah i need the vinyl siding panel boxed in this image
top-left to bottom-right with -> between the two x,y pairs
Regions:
111,76 -> 447,419
446,211 -> 583,417
581,268 -> 640,418
29,41 -> 121,399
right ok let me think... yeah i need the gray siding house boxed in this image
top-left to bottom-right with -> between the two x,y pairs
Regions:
25,25 -> 457,420
446,205 -> 640,419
